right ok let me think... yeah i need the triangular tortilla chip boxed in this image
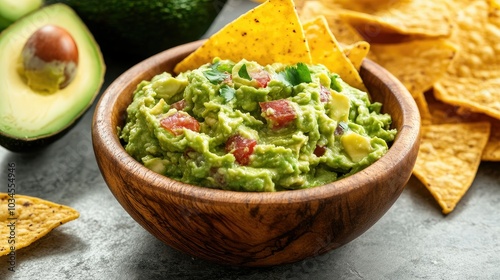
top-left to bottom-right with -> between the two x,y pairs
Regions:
298,1 -> 364,45
0,193 -> 79,255
491,0 -> 500,10
303,16 -> 366,91
425,91 -> 500,161
413,91 -> 432,126
174,0 -> 311,73
342,40 -> 370,71
482,121 -> 500,161
412,122 -> 491,214
433,0 -> 500,120
368,39 -> 457,97
338,0 -> 453,40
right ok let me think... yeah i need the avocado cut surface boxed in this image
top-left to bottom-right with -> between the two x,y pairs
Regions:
0,3 -> 105,152
44,0 -> 228,60
0,0 -> 42,31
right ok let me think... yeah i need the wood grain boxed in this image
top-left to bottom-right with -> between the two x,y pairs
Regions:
92,40 -> 420,267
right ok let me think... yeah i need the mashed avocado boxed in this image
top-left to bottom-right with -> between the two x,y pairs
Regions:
120,58 -> 396,191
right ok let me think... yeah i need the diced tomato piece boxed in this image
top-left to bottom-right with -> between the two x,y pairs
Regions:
160,112 -> 200,136
314,145 -> 326,157
250,69 -> 270,88
225,135 -> 257,165
319,85 -> 331,102
170,99 -> 186,111
259,99 -> 296,128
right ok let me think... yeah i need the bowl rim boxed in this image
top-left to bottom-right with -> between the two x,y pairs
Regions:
92,40 -> 421,206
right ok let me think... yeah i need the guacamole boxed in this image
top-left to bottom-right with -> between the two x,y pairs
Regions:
120,59 -> 396,191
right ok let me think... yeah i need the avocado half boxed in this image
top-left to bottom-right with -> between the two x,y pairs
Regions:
0,4 -> 105,153
0,0 -> 42,31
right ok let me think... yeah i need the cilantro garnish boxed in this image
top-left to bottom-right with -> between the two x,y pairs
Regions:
202,63 -> 232,85
203,69 -> 230,85
219,84 -> 235,102
238,64 -> 252,81
213,60 -> 233,73
277,63 -> 312,87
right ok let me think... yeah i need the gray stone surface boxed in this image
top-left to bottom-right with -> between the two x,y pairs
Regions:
1,1 -> 499,279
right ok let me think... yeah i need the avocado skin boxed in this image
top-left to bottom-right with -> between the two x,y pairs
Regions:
0,121 -> 75,153
44,0 -> 228,60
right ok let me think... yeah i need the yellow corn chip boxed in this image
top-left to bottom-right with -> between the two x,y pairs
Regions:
412,122 -> 491,214
342,40 -> 370,71
454,107 -> 500,161
338,0 -> 453,40
368,39 -> 457,97
482,121 -> 500,161
0,193 -> 79,256
174,0 -> 311,73
298,1 -> 364,45
491,0 -> 500,10
303,16 -> 366,91
426,92 -> 500,161
256,0 -> 311,7
433,0 -> 500,120
414,91 -> 432,126
296,0 -> 500,213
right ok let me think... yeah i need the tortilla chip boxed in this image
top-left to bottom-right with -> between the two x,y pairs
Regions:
491,0 -> 500,10
433,0 -> 500,120
414,91 -> 432,126
252,0 -> 308,9
338,0 -> 453,41
367,39 -> 457,98
174,0 -> 311,73
426,92 -> 500,161
481,121 -> 500,161
299,1 -> 364,45
412,122 -> 491,214
342,40 -> 370,71
0,193 -> 79,256
454,107 -> 500,161
303,16 -> 366,91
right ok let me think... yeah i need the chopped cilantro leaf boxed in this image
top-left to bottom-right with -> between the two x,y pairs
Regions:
203,69 -> 229,85
276,71 -> 292,87
277,63 -> 312,87
219,84 -> 235,102
210,61 -> 221,70
238,64 -> 252,81
212,60 -> 233,73
296,63 -> 312,83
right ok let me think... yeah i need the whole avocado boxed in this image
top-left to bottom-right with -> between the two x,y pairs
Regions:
44,0 -> 228,60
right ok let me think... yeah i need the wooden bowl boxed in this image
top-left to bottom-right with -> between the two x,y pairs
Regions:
92,40 -> 420,267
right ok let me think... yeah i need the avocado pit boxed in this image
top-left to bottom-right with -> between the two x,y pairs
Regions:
18,24 -> 78,93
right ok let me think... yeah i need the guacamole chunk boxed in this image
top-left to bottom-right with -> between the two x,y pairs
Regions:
120,58 -> 397,192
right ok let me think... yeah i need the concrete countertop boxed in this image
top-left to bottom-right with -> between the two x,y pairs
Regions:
1,1 -> 499,279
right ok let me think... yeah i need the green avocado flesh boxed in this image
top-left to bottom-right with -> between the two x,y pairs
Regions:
0,4 -> 105,149
0,0 -> 42,31
120,59 -> 397,192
